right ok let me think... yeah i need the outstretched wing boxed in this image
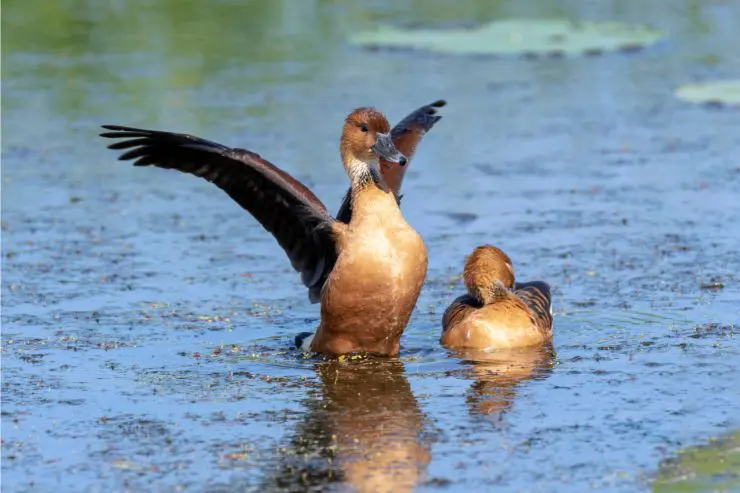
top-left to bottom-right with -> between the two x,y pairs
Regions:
514,281 -> 553,333
384,98 -> 446,192
336,99 -> 446,223
100,125 -> 338,303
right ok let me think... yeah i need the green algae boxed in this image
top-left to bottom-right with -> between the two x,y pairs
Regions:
653,431 -> 740,493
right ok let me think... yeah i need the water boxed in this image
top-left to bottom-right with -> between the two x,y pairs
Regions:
2,1 -> 739,491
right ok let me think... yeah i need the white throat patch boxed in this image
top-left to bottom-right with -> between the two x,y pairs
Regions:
348,155 -> 380,186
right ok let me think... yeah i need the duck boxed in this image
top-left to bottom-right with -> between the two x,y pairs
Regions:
441,245 -> 553,350
100,102 -> 444,356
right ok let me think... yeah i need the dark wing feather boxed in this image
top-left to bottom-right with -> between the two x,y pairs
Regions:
100,124 -> 336,303
513,281 -> 553,333
387,99 -> 446,172
336,99 -> 446,223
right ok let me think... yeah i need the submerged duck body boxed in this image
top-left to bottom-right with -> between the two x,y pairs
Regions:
441,245 -> 553,350
100,101 -> 445,356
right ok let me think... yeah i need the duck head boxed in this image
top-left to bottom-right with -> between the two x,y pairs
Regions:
340,107 -> 407,185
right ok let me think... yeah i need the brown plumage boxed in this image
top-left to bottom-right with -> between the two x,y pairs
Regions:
441,245 -> 553,350
101,103 -> 438,356
336,99 -> 446,223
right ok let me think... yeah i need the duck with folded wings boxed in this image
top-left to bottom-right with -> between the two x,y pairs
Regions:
100,101 -> 445,356
441,245 -> 553,350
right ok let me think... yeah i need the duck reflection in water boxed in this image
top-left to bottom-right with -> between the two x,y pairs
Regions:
451,345 -> 556,424
267,358 -> 431,493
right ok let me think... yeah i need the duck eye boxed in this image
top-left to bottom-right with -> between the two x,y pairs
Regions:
359,124 -> 369,133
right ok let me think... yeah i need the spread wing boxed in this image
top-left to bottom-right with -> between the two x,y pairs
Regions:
336,99 -> 446,223
514,281 -> 553,333
100,125 -> 338,303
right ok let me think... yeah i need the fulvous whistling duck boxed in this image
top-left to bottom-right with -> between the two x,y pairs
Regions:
100,101 -> 445,356
441,245 -> 553,350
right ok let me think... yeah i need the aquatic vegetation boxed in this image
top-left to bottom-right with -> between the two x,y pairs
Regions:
675,80 -> 740,107
350,18 -> 663,57
653,431 -> 740,492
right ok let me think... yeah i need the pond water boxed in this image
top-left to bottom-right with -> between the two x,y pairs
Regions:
2,1 -> 739,492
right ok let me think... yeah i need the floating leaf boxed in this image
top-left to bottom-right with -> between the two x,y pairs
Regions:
675,80 -> 740,106
653,431 -> 740,492
350,19 -> 663,57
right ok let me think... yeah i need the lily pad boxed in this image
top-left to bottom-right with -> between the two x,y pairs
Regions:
653,431 -> 740,492
675,80 -> 740,106
350,18 -> 663,58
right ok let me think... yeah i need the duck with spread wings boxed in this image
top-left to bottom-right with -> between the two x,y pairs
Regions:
100,100 -> 445,356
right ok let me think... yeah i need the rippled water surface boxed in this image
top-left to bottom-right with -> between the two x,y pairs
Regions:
2,1 -> 739,492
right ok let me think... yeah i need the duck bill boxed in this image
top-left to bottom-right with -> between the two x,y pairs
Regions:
372,133 -> 407,165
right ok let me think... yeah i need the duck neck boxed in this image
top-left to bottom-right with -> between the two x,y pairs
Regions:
341,154 -> 403,228
345,155 -> 385,196
470,280 -> 510,305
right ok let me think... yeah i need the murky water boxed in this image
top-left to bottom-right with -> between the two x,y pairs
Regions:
2,1 -> 739,492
